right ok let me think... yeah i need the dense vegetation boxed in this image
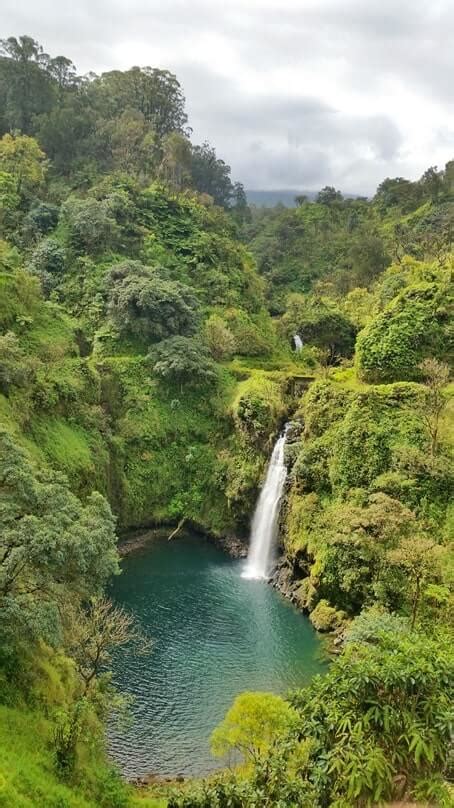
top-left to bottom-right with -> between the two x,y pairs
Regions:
0,33 -> 453,808
169,175 -> 454,806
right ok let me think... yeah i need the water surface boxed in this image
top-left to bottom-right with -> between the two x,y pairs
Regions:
109,533 -> 325,778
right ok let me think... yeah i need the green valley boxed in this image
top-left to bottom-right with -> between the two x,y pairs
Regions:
0,32 -> 453,808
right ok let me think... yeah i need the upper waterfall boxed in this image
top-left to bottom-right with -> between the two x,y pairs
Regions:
293,334 -> 303,351
242,425 -> 289,580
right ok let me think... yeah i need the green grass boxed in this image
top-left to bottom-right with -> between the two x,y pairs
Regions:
0,705 -> 96,808
0,704 -> 168,808
330,366 -> 369,391
30,418 -> 93,472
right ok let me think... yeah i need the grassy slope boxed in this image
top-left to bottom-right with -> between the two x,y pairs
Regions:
0,705 -> 165,808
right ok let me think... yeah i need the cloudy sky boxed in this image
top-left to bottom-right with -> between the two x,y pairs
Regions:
3,0 -> 454,193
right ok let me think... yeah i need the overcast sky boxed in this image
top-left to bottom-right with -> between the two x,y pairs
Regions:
3,0 -> 454,193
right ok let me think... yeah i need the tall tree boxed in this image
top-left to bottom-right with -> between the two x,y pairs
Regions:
93,66 -> 188,139
190,141 -> 234,207
418,358 -> 450,456
0,36 -> 52,132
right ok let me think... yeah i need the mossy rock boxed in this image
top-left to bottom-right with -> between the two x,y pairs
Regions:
309,599 -> 347,632
294,577 -> 318,611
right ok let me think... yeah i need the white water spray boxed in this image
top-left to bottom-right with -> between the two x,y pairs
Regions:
242,426 -> 289,580
293,334 -> 303,351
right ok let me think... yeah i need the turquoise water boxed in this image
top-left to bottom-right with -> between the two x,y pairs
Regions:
108,533 -> 325,778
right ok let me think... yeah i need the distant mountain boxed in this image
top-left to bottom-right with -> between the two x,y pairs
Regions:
246,189 -> 361,207
246,189 -> 317,207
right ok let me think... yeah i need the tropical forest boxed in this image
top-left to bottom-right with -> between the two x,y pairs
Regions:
0,33 -> 453,808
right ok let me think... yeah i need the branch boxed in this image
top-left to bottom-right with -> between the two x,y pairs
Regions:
168,517 -> 186,541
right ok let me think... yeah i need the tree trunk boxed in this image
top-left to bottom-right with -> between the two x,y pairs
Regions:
168,517 -> 186,541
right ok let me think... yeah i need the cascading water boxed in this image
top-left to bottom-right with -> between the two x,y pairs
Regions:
242,425 -> 289,580
293,334 -> 303,351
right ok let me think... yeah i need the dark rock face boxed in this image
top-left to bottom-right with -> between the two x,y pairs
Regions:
214,534 -> 248,558
118,525 -> 249,559
271,558 -> 301,603
286,419 -> 304,443
118,527 -> 172,556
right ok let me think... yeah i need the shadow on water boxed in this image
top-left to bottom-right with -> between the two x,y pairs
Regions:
108,532 -> 327,778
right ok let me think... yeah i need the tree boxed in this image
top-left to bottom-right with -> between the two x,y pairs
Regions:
158,132 -> 192,190
64,597 -> 150,696
0,171 -> 19,212
203,314 -> 236,360
342,286 -> 375,329
374,176 -> 423,213
24,201 -> 59,237
93,66 -> 188,139
418,358 -> 450,456
53,596 -> 150,777
316,186 -> 343,206
106,261 -> 200,342
443,159 -> 454,197
356,281 -> 451,382
0,171 -> 20,235
420,165 -> 443,202
28,237 -> 66,295
0,36 -> 52,132
61,196 -> 119,255
100,108 -> 156,177
36,95 -> 96,175
151,336 -> 217,388
0,429 -> 118,643
347,232 -> 389,286
387,537 -> 444,629
46,55 -> 78,96
0,134 -> 46,200
230,182 -> 251,226
190,142 -> 234,208
313,494 -> 416,613
210,692 -> 298,764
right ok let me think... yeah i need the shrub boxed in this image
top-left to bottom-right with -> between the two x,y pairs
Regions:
232,374 -> 285,444
210,692 -> 298,763
356,281 -> 453,382
224,308 -> 272,356
203,313 -> 236,360
309,599 -> 346,632
106,260 -> 199,343
150,336 -> 217,388
0,331 -> 30,395
291,632 -> 454,805
61,196 -> 119,255
29,238 -> 66,294
24,202 -> 59,236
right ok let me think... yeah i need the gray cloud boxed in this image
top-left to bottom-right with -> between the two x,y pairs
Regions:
3,0 -> 454,192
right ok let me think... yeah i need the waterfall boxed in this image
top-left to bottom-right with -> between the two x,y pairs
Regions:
242,425 -> 289,580
293,334 -> 303,351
